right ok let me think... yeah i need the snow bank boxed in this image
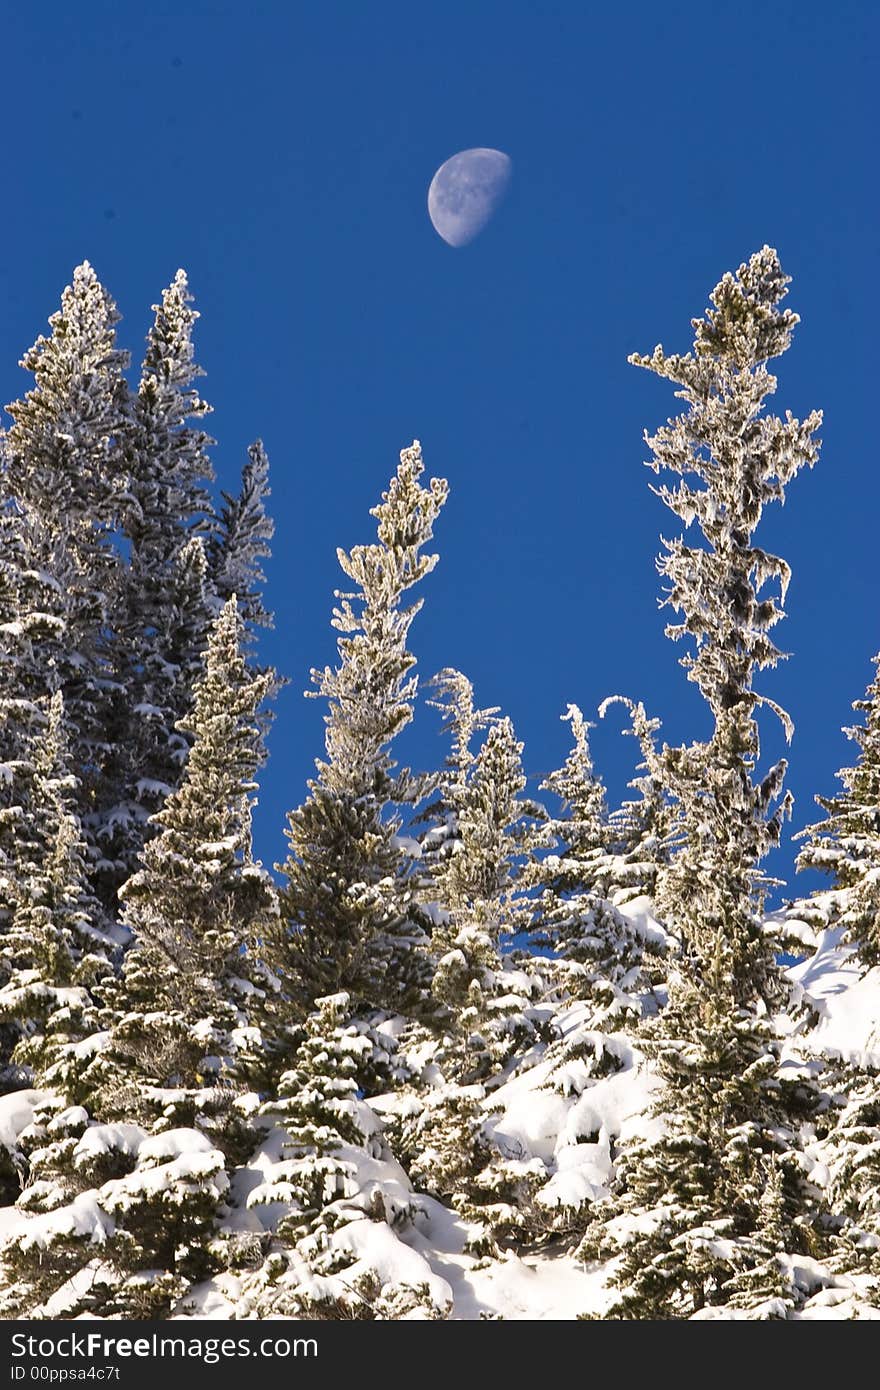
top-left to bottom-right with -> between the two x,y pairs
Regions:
329,1217 -> 452,1312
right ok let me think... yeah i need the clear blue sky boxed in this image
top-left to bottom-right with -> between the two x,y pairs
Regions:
1,2 -> 875,900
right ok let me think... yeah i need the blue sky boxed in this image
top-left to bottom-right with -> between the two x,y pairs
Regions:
1,2 -> 875,899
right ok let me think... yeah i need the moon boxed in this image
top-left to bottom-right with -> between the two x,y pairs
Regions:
428,148 -> 512,248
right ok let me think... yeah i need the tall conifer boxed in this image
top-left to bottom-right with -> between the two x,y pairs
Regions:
583,248 -> 826,1318
94,599 -> 276,1119
97,271 -> 216,904
276,442 -> 447,1021
3,264 -> 129,853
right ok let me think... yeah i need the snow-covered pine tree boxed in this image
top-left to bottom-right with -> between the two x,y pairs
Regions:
602,696 -> 672,903
415,667 -> 500,888
0,693 -> 110,1098
819,1076 -> 880,1288
541,704 -> 609,886
526,702 -> 666,1027
0,507 -> 118,959
4,262 -> 129,540
275,441 -> 448,1023
796,651 -> 880,964
207,438 -> 275,634
0,698 -> 107,1091
792,654 -> 880,1294
0,1096 -> 231,1319
581,248 -> 826,1318
96,270 -> 216,907
401,695 -> 551,1255
241,990 -> 450,1320
3,264 -> 129,845
90,597 -> 277,1135
94,537 -> 213,910
127,270 -> 214,537
0,439 -> 72,1085
428,711 -> 541,1081
249,991 -> 376,1244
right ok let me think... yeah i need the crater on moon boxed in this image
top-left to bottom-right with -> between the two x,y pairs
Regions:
428,148 -> 512,247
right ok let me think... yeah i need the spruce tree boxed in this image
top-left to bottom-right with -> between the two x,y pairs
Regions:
126,269 -> 214,540
208,438 -> 275,634
601,696 -> 672,903
0,1097 -> 230,1319
415,667 -> 500,888
91,598 -> 277,1127
276,441 -> 448,1021
0,693 -> 109,1096
796,651 -> 880,964
96,271 -> 216,905
429,713 -> 540,1080
241,992 -> 449,1320
0,505 -> 67,770
404,693 -> 549,1255
794,654 -> 880,1297
249,991 -> 376,1243
541,705 -> 609,888
4,262 -> 128,538
94,537 -> 213,909
3,263 -> 129,858
582,247 -> 826,1319
527,703 -> 664,1024
820,1077 -> 880,1289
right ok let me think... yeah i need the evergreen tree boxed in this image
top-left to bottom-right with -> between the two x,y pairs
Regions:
793,658 -> 880,1299
796,651 -> 880,964
404,697 -> 549,1255
581,247 -> 826,1318
3,265 -> 129,826
719,1159 -> 800,1318
276,441 -> 448,1021
91,598 -> 277,1124
434,714 -> 531,924
208,439 -> 275,634
602,696 -> 672,903
4,262 -> 129,539
96,271 -> 216,905
542,704 -> 609,886
429,713 -> 541,1081
0,693 -> 110,1096
125,269 -> 214,544
94,537 -> 213,908
527,703 -> 666,1026
0,1098 -> 230,1319
242,992 -> 449,1320
821,1076 -> 880,1287
415,667 -> 499,888
406,1074 -> 547,1258
249,992 -> 377,1243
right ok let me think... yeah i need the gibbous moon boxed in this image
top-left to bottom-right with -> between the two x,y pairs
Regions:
428,148 -> 512,247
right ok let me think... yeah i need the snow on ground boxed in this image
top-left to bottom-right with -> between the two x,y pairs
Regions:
396,1193 -> 610,1319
